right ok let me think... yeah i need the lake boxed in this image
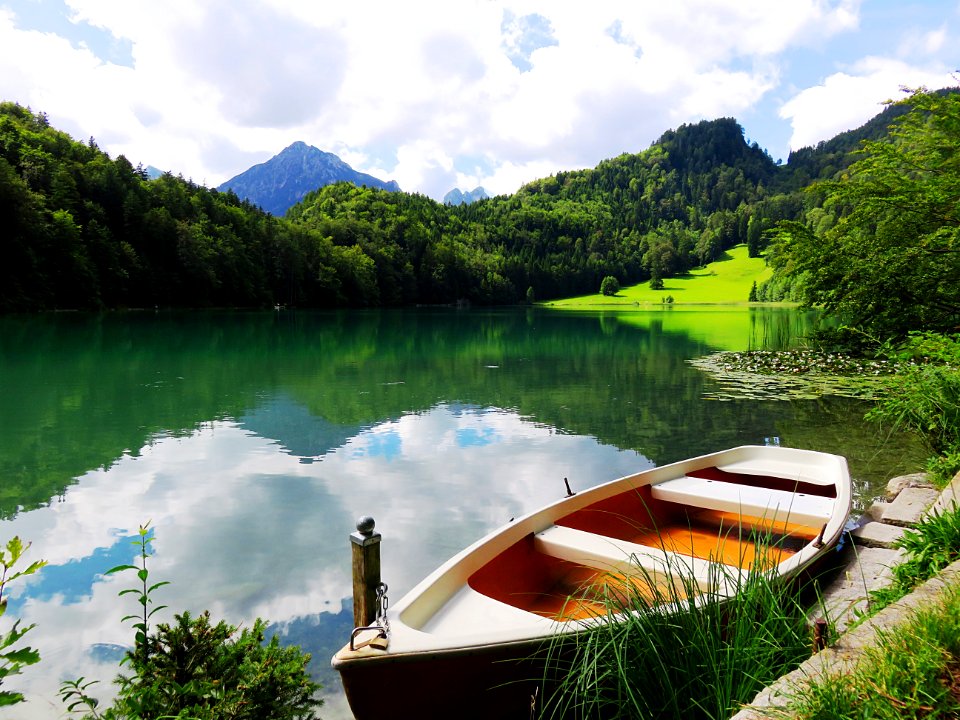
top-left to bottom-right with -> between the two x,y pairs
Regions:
0,307 -> 924,718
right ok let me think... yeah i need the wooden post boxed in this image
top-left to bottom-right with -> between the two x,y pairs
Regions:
350,515 -> 381,628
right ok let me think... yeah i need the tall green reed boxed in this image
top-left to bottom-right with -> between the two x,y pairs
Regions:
539,533 -> 818,720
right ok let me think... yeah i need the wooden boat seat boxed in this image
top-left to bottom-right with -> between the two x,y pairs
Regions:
649,475 -> 833,527
533,524 -> 744,591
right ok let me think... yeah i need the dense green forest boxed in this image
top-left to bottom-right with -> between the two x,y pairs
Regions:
0,93 -> 945,314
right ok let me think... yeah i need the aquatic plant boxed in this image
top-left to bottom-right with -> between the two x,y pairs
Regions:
688,350 -> 901,401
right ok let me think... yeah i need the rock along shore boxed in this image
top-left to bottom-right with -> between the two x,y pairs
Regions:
731,470 -> 960,719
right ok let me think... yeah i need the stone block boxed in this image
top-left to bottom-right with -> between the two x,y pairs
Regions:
885,472 -> 934,501
813,546 -> 906,635
882,487 -> 941,526
865,501 -> 889,521
929,471 -> 960,516
851,521 -> 906,549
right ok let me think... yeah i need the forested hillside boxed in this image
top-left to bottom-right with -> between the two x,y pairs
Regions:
0,97 -> 916,311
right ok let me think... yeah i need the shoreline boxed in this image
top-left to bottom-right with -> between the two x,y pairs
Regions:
731,470 -> 960,719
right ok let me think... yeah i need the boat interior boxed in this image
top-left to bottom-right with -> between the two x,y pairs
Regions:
468,467 -> 836,622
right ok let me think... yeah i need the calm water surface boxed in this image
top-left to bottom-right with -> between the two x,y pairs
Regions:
0,308 -> 924,718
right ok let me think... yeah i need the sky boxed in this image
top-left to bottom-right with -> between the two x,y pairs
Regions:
0,1 -> 957,201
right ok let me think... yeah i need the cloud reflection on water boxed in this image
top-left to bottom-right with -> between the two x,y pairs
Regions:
0,401 -> 648,718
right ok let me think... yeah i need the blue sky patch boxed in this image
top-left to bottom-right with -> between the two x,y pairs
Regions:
453,153 -> 494,179
606,20 -> 642,60
12,0 -> 134,67
5,532 -> 140,613
352,429 -> 402,461
456,426 -> 498,448
501,11 -> 558,73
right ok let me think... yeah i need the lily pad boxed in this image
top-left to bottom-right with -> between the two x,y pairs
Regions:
688,351 -> 904,401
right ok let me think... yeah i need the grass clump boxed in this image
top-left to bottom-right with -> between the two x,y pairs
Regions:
781,581 -> 960,719
866,503 -> 960,614
867,332 -> 960,488
538,553 -> 816,720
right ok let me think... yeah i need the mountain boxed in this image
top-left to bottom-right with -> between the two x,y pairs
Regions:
218,141 -> 400,216
444,186 -> 489,205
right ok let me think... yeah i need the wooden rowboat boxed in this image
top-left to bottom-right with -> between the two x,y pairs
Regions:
332,445 -> 851,719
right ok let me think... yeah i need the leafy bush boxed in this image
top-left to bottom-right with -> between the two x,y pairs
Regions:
867,333 -> 960,455
600,275 -> 620,296
61,525 -> 322,719
0,537 -> 46,707
108,611 -> 321,720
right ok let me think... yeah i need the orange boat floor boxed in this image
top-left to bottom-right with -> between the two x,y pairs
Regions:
469,506 -> 818,622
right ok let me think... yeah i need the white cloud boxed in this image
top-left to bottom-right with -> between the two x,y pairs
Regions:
779,57 -> 956,151
1,0 -> 956,198
0,408 -> 646,717
898,25 -> 948,57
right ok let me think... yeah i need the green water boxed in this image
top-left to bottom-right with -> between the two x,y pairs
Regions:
0,308 -> 924,718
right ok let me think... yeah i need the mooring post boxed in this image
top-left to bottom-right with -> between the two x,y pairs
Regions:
812,616 -> 829,652
350,515 -> 382,628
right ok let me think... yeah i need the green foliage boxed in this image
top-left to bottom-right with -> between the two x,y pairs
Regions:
59,678 -> 101,716
0,101 -> 811,310
866,333 -> 960,455
891,505 -> 960,585
0,537 -> 46,706
926,450 -> 960,488
106,523 -> 170,664
106,611 -> 321,720
540,557 -> 811,720
768,88 -> 960,337
866,502 -> 960,613
786,583 -> 960,719
61,524 -> 321,720
600,275 -> 620,296
0,93 -> 933,309
804,326 -> 885,356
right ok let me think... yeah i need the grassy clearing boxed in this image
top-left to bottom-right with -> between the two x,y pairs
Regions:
545,245 -> 773,307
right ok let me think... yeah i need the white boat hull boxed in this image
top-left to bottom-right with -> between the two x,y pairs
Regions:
333,445 -> 852,719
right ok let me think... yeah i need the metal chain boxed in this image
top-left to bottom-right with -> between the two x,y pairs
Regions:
375,582 -> 390,635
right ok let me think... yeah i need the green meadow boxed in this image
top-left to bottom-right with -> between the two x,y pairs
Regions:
545,244 -> 773,307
